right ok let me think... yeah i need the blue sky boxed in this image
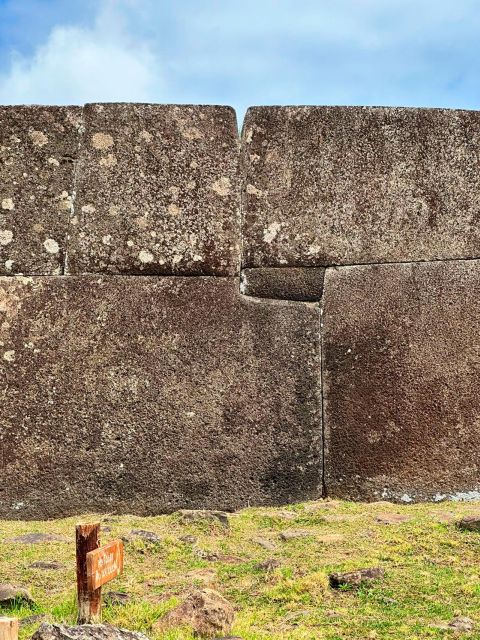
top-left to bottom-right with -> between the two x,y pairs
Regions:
0,0 -> 479,124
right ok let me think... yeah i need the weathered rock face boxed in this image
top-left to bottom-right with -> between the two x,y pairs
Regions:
155,588 -> 235,637
3,102 -> 480,512
0,106 -> 82,275
32,624 -> 149,640
242,267 -> 324,301
322,260 -> 480,502
69,104 -> 240,276
242,106 -> 480,267
0,276 -> 321,518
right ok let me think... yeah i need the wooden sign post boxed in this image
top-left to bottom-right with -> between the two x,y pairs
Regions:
0,618 -> 19,640
76,523 -> 124,624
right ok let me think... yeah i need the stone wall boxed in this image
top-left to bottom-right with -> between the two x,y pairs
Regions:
1,103 -> 479,518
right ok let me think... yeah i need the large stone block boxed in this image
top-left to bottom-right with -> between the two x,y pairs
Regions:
69,104 -> 240,276
0,276 -> 321,518
0,106 -> 82,275
242,106 -> 480,267
322,260 -> 480,501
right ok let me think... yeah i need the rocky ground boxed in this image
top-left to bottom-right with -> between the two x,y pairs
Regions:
1,500 -> 480,639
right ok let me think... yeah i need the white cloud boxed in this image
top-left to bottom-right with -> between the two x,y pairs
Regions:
0,0 -> 160,104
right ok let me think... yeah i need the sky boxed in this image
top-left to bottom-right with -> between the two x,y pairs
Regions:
0,0 -> 479,124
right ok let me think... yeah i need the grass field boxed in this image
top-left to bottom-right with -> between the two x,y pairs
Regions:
1,499 -> 480,639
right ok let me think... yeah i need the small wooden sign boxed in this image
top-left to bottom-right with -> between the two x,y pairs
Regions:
86,539 -> 124,591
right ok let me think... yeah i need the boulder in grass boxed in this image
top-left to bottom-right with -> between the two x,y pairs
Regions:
256,558 -> 281,571
329,567 -> 384,589
124,530 -> 160,544
456,516 -> 480,532
252,537 -> 276,551
177,510 -> 230,528
20,615 -> 47,628
32,624 -> 149,640
29,561 -> 63,570
431,616 -> 474,632
104,591 -> 131,606
155,588 -> 235,638
448,616 -> 474,632
0,583 -> 35,605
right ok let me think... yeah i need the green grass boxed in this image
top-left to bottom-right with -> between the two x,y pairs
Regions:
1,500 -> 480,639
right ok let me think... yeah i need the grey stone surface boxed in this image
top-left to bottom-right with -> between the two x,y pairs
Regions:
69,103 -> 240,276
242,267 -> 324,301
177,509 -> 230,527
322,260 -> 480,502
329,568 -> 384,589
0,583 -> 35,605
242,106 -> 480,267
32,624 -> 149,640
0,276 -> 321,518
154,588 -> 235,637
0,106 -> 82,275
456,516 -> 480,532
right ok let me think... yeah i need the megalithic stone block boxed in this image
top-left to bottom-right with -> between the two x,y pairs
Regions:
242,106 -> 480,268
0,276 -> 321,519
0,106 -> 83,275
322,260 -> 480,502
69,104 -> 240,276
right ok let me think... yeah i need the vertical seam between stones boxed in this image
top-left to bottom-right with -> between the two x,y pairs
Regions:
64,105 -> 85,276
238,115 -> 247,290
319,280 -> 328,498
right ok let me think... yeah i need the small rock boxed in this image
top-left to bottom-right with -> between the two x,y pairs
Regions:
449,616 -> 474,632
126,530 -> 161,543
256,558 -> 281,571
104,592 -> 131,606
279,529 -> 312,541
178,509 -> 230,528
29,561 -> 63,570
20,615 -> 47,628
7,533 -> 69,544
457,516 -> 480,532
252,537 -> 276,551
179,534 -> 198,544
194,548 -> 220,561
329,567 -> 385,589
0,583 -> 35,605
155,588 -> 235,637
32,623 -> 149,640
376,513 -> 410,524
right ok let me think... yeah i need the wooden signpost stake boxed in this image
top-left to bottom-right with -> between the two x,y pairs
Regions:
76,523 -> 101,624
0,618 -> 19,640
76,523 -> 124,624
